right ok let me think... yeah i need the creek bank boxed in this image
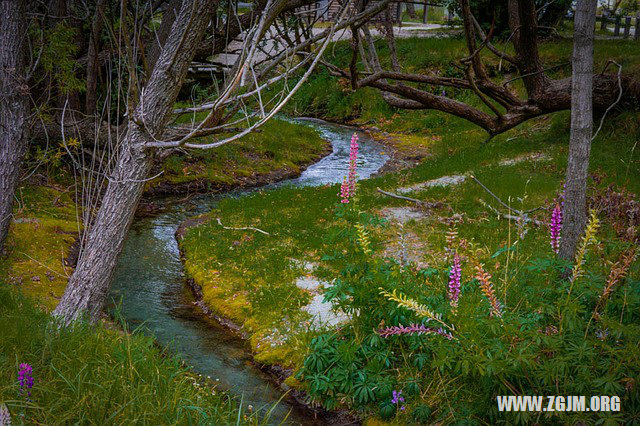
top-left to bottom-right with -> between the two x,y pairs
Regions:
143,142 -> 333,197
182,275 -> 360,426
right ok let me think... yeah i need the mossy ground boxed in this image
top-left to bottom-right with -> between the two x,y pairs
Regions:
147,118 -> 329,192
0,184 -> 78,310
179,36 -> 640,377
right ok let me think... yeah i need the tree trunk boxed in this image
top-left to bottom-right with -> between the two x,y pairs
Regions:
147,0 -> 183,73
85,0 -> 106,116
405,2 -> 417,19
53,0 -> 214,323
559,0 -> 597,261
0,0 -> 28,252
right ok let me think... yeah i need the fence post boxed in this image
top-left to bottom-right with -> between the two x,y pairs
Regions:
614,14 -> 621,36
601,14 -> 608,31
423,1 -> 428,24
624,16 -> 632,38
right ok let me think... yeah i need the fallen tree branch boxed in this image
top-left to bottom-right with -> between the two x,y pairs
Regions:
216,217 -> 270,235
377,187 -> 423,204
469,175 -> 542,215
479,199 -> 544,226
376,187 -> 444,209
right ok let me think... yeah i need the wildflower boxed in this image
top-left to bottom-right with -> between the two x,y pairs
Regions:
355,223 -> 372,255
18,363 -> 33,397
474,263 -> 503,318
338,133 -> 359,203
569,209 -> 600,286
378,323 -> 454,340
339,177 -> 350,203
391,390 -> 406,411
0,403 -> 10,426
348,132 -> 359,193
448,253 -> 461,309
445,226 -> 458,258
441,88 -> 446,97
380,288 -> 454,331
550,203 -> 563,254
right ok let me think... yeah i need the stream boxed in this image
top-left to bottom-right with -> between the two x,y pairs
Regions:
108,118 -> 389,424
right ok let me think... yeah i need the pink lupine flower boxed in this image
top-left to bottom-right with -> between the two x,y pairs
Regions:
448,253 -> 461,308
377,323 -> 454,340
550,203 -> 563,254
348,133 -> 359,192
340,177 -> 350,203
338,133 -> 359,203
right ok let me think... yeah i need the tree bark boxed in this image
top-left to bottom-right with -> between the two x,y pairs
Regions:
85,0 -> 106,116
559,0 -> 597,261
53,0 -> 214,323
146,0 -> 183,73
0,0 -> 29,252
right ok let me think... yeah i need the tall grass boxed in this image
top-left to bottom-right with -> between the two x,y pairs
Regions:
0,284 -> 255,425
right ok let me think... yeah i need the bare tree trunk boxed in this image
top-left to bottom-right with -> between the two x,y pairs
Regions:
85,0 -> 106,116
0,0 -> 28,252
405,2 -> 416,19
53,0 -> 214,323
559,0 -> 597,261
147,0 -> 183,73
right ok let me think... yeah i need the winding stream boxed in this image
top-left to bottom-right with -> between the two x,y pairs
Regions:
108,119 -> 389,424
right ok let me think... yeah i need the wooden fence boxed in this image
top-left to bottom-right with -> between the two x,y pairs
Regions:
597,13 -> 640,40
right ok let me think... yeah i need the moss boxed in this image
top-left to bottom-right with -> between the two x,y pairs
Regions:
0,185 -> 78,310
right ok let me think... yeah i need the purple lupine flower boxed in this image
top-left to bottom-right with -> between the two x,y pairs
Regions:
338,133 -> 359,204
391,390 -> 406,411
448,253 -> 461,308
378,323 -> 454,340
550,203 -> 563,254
441,89 -> 446,97
0,403 -> 10,426
18,363 -> 33,397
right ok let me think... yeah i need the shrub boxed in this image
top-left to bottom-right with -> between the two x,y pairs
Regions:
298,197 -> 640,424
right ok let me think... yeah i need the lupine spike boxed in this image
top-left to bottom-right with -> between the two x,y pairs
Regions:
474,263 -> 503,318
378,323 -> 454,340
569,209 -> 600,284
448,253 -> 462,309
338,133 -> 359,203
18,363 -> 34,397
379,288 -> 454,331
550,203 -> 563,254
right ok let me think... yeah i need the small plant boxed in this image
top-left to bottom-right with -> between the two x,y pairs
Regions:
17,364 -> 33,398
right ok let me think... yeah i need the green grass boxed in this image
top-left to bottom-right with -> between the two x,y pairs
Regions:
149,118 -> 328,191
0,285 -> 259,425
179,105 -> 640,367
180,36 -> 640,374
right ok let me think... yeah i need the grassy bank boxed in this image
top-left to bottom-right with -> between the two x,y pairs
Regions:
0,285 -> 260,424
147,118 -> 330,194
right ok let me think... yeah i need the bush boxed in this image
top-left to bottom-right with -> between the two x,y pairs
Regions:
298,199 -> 640,424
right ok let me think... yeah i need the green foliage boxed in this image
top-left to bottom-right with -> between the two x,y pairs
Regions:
298,200 -> 640,423
40,23 -> 85,94
0,285 -> 255,424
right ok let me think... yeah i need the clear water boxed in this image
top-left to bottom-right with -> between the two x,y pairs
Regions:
108,119 -> 388,424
